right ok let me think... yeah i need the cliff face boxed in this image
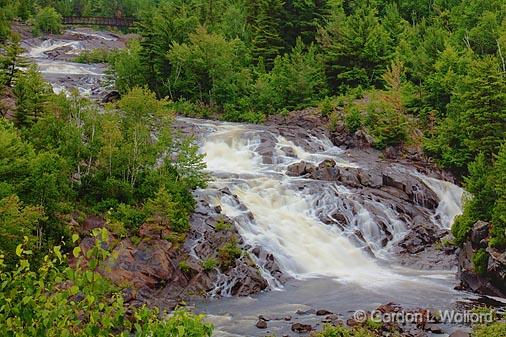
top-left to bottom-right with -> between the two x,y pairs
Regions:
457,221 -> 506,297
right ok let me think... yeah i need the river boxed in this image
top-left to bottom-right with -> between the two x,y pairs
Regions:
22,28 -> 493,337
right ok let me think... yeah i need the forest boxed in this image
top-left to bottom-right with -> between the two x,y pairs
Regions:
0,0 -> 505,336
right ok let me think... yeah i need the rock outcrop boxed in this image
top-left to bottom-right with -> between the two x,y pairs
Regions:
74,192 -> 279,308
457,221 -> 506,297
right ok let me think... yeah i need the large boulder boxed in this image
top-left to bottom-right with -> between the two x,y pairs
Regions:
286,161 -> 316,176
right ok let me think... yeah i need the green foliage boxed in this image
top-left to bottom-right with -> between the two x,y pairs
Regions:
424,56 -> 506,172
473,322 -> 506,337
201,257 -> 218,272
311,324 -> 376,337
472,248 -> 489,275
247,0 -> 285,68
13,65 -> 52,127
178,260 -> 190,273
0,195 -> 44,268
215,220 -> 232,232
31,6 -> 62,35
452,153 -> 497,245
110,203 -> 146,233
109,39 -> 146,94
344,105 -> 362,133
318,3 -> 393,90
364,99 -> 408,149
0,229 -> 214,336
254,39 -> 327,113
167,26 -> 252,109
218,238 -> 242,270
73,48 -> 112,64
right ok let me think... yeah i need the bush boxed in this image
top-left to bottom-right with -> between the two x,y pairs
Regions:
218,239 -> 242,270
179,260 -> 191,273
31,7 -> 62,35
311,324 -> 376,337
215,220 -> 232,232
472,248 -> 489,275
202,258 -> 218,272
73,49 -> 112,64
364,100 -> 408,149
473,322 -> 506,337
344,105 -> 362,133
0,231 -> 214,336
110,203 -> 146,232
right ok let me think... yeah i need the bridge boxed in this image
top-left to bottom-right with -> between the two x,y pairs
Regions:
63,16 -> 135,27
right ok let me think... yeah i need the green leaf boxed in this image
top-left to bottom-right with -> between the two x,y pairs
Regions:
70,285 -> 79,295
15,244 -> 23,257
72,234 -> 79,243
72,247 -> 81,258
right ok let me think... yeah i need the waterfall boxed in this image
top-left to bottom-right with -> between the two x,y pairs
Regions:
193,120 -> 465,289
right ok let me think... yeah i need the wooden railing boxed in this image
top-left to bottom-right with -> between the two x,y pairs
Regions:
63,16 -> 135,27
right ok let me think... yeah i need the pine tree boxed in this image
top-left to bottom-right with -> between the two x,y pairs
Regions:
247,0 -> 285,69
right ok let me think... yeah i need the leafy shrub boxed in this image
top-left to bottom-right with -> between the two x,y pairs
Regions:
344,105 -> 362,133
218,239 -> 242,270
73,49 -> 112,64
31,7 -> 62,35
179,260 -> 191,273
202,258 -> 218,272
472,248 -> 489,275
0,230 -> 213,336
311,324 -> 376,337
110,203 -> 146,232
215,220 -> 232,232
364,100 -> 407,149
473,322 -> 506,337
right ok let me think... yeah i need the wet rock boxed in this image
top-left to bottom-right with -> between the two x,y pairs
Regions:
470,221 -> 489,247
139,222 -> 171,239
322,314 -> 341,325
457,221 -> 506,297
229,262 -> 269,296
286,161 -> 316,176
449,330 -> 470,337
281,146 -> 297,158
256,319 -> 268,329
296,308 -> 315,315
291,323 -> 313,333
102,90 -> 121,103
316,309 -> 333,316
352,129 -> 374,148
425,324 -> 443,334
376,302 -> 402,314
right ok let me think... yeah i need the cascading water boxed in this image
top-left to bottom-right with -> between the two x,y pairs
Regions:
21,30 -> 473,336
21,29 -> 115,97
192,119 -> 464,290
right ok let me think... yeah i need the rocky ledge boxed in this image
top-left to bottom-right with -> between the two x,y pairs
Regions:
284,158 -> 456,269
73,190 -> 284,308
457,221 -> 506,297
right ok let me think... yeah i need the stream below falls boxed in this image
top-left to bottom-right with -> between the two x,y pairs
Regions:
22,29 -> 503,337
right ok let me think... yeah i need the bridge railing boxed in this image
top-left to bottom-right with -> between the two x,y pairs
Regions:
63,16 -> 135,27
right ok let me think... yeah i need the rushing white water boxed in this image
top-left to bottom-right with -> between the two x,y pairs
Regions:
417,175 -> 465,228
197,121 -> 464,288
22,30 -> 113,97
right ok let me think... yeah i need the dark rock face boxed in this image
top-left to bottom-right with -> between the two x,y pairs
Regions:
457,221 -> 506,297
102,90 -> 121,103
291,323 -> 313,333
255,319 -> 267,329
